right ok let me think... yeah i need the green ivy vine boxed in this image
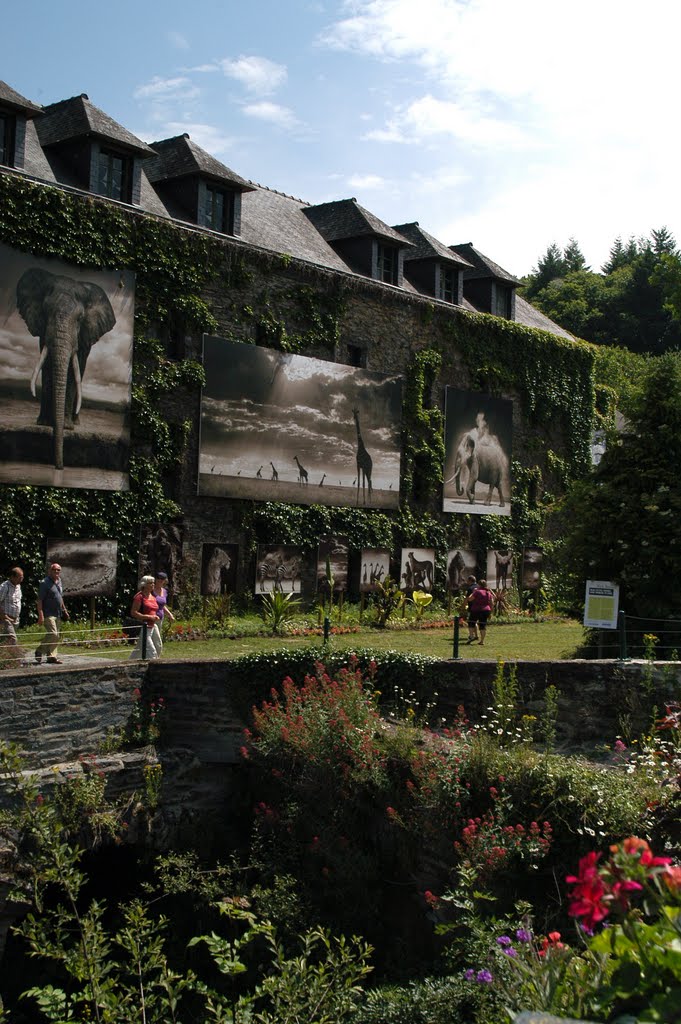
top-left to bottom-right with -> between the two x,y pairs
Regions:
0,173 -> 602,609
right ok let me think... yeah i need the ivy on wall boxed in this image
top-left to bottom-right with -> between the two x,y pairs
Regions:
0,173 -> 600,611
445,312 -> 595,476
0,175 -> 219,613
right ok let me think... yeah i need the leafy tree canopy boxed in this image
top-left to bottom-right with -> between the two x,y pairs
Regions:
521,229 -> 681,354
556,351 -> 681,618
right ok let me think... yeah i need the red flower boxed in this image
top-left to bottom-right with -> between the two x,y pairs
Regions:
538,931 -> 565,957
567,853 -> 610,930
424,890 -> 439,908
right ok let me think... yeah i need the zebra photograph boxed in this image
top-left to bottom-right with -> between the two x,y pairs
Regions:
255,544 -> 304,595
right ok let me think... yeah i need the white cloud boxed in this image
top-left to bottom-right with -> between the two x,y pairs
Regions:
242,102 -> 299,129
364,94 -> 528,147
220,55 -> 287,95
346,173 -> 386,189
150,122 -> 237,156
319,0 -> 681,267
133,76 -> 199,101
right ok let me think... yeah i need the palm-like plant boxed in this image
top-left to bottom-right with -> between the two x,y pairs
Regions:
260,591 -> 301,634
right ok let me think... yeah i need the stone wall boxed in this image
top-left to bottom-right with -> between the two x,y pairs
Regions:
2,657 -> 679,771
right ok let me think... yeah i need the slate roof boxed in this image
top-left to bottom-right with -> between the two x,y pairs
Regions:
240,187 -> 355,273
0,80 -> 41,115
449,242 -> 520,285
304,198 -> 412,246
146,135 -> 254,191
393,222 -> 472,266
36,94 -> 154,155
0,77 -> 576,343
514,295 -> 574,340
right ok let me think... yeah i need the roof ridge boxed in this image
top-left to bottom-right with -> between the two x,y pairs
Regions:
247,180 -> 308,204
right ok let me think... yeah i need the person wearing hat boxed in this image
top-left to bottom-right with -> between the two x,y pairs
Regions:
152,571 -> 175,654
128,575 -> 161,660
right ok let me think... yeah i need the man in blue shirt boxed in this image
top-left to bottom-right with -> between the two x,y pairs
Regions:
35,563 -> 69,664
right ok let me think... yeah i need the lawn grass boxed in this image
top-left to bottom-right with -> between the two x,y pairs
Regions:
57,617 -> 587,663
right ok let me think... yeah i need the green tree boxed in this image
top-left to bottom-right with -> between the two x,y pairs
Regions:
524,242 -> 567,297
563,237 -> 588,272
558,351 -> 681,620
525,229 -> 681,352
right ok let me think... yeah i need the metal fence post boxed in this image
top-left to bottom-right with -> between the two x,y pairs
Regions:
618,609 -> 628,661
452,615 -> 462,660
142,622 -> 148,661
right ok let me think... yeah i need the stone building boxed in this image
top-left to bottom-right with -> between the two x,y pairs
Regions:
0,78 -> 592,600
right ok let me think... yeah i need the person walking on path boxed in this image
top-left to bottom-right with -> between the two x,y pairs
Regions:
152,571 -> 175,655
0,567 -> 24,645
466,578 -> 495,646
463,574 -> 479,642
128,575 -> 161,661
36,563 -> 69,664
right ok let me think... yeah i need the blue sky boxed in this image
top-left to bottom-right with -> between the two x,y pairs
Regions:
5,0 -> 680,275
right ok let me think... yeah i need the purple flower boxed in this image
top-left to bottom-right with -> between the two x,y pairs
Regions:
515,928 -> 532,943
465,969 -> 476,981
496,935 -> 512,947
503,946 -> 518,958
476,970 -> 493,984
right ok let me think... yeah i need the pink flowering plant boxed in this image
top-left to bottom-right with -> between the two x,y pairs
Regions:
453,812 -> 553,886
249,657 -> 386,788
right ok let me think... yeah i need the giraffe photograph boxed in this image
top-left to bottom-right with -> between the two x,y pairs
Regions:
198,336 -> 402,509
359,548 -> 391,593
443,388 -> 513,517
316,535 -> 350,594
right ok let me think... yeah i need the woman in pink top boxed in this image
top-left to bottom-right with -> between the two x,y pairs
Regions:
466,578 -> 495,646
128,575 -> 161,660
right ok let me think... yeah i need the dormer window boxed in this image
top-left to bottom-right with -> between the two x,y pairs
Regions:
438,265 -> 455,303
375,242 -> 399,285
201,184 -> 234,233
0,111 -> 15,167
96,148 -> 132,201
493,284 -> 513,319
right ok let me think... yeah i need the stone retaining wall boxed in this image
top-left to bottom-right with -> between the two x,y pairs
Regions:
1,657 -> 679,769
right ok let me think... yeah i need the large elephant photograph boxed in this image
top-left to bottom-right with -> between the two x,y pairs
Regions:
0,243 -> 134,490
443,388 -> 512,517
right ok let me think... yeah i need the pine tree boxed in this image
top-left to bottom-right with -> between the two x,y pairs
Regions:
602,237 -> 627,274
563,238 -> 588,272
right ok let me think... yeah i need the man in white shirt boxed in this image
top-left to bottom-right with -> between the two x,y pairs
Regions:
0,567 -> 24,645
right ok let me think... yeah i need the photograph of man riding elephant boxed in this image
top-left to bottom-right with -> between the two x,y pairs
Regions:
442,387 -> 512,516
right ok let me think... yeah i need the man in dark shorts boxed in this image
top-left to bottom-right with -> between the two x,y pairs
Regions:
467,578 -> 495,646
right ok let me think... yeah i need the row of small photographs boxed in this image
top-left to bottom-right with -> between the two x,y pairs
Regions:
254,545 -> 542,596
42,536 -> 542,600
